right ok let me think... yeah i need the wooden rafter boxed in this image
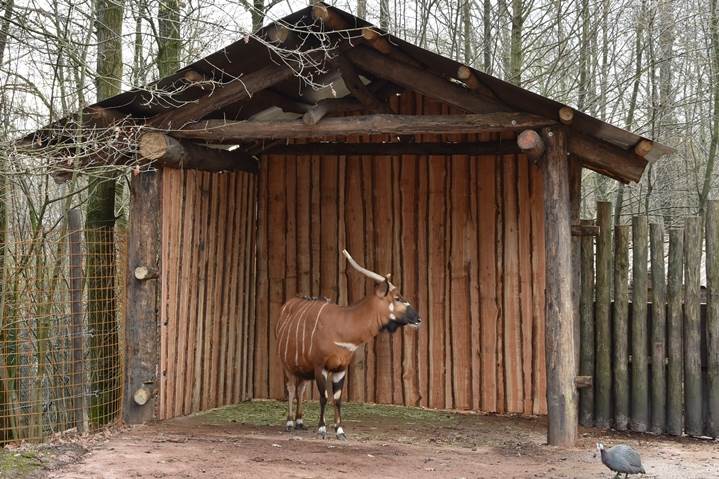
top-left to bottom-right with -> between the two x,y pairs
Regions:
147,62 -> 297,129
336,55 -> 391,114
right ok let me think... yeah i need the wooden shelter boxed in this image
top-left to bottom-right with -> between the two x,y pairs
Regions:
24,4 -> 670,447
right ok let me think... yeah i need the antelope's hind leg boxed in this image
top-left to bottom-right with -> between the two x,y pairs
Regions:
331,370 -> 347,440
284,373 -> 297,432
315,367 -> 329,439
294,378 -> 310,430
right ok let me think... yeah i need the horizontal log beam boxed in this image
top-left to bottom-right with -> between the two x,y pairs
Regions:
345,46 -> 508,114
139,132 -> 258,173
170,113 -> 555,142
337,55 -> 391,114
568,134 -> 646,183
261,141 -> 523,156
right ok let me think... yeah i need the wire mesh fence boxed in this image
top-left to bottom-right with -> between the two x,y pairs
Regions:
0,218 -> 126,444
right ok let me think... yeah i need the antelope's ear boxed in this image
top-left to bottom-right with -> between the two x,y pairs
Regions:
375,279 -> 391,298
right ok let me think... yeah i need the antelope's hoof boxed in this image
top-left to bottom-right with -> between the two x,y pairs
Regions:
318,426 -> 327,439
285,420 -> 294,432
295,420 -> 306,430
336,432 -> 348,441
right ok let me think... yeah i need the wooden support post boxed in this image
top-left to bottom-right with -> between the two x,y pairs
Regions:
124,170 -> 162,424
68,208 -> 87,433
613,224 -> 630,431
707,201 -> 719,438
666,228 -> 684,436
684,215 -> 703,436
541,126 -> 577,447
650,222 -> 667,434
139,133 -> 258,173
578,219 -> 595,427
517,130 -> 545,162
631,215 -> 649,432
594,201 -> 612,428
569,161 -> 582,380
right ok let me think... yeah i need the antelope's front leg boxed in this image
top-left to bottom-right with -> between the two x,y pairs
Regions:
315,368 -> 328,439
332,370 -> 347,440
285,375 -> 296,432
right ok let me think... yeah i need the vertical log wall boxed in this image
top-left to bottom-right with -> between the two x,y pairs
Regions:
253,92 -> 548,414
159,169 -> 257,420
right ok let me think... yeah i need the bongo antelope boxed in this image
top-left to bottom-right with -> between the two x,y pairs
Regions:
275,249 -> 421,440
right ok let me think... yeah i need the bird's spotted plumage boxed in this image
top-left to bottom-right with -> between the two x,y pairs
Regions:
597,443 -> 646,477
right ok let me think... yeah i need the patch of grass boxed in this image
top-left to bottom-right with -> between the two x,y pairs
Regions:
192,400 -> 459,428
0,450 -> 43,479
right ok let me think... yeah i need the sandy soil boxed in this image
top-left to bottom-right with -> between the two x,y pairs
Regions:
40,401 -> 719,479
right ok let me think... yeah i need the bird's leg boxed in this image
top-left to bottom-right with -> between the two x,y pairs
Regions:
315,367 -> 328,439
332,370 -> 347,440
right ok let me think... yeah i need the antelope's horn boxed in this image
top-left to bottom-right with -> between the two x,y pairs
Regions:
342,249 -> 386,283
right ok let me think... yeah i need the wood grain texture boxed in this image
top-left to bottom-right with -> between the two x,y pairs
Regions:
158,92 -> 547,418
159,170 -> 257,419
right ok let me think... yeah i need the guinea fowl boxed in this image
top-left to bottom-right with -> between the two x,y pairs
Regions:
596,443 -> 646,478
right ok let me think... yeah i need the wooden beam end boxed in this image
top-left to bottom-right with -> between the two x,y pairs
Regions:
558,107 -> 574,125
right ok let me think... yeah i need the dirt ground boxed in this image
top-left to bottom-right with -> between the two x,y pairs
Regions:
7,400 -> 719,478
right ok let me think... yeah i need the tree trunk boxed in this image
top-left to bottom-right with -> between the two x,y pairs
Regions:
509,0 -> 522,86
463,0 -> 472,65
700,0 -> 719,214
357,0 -> 366,18
87,0 -> 124,427
614,0 -> 646,224
157,0 -> 181,77
380,0 -> 390,30
482,0 -> 491,74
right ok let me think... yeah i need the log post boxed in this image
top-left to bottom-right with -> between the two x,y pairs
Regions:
650,222 -> 667,434
541,126 -> 577,447
613,224 -> 630,431
594,202 -> 612,428
666,228 -> 684,436
578,218 -> 595,427
123,170 -> 162,424
684,215 -> 703,436
631,215 -> 649,432
558,107 -> 574,125
68,208 -> 87,433
707,201 -> 719,438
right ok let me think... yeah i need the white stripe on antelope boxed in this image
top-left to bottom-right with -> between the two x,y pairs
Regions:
275,250 -> 422,439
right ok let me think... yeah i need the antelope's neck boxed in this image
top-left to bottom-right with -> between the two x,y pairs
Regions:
335,297 -> 385,345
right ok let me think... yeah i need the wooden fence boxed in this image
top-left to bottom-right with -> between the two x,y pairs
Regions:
579,200 -> 719,438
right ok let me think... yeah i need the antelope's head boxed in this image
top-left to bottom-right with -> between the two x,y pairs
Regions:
342,249 -> 422,333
